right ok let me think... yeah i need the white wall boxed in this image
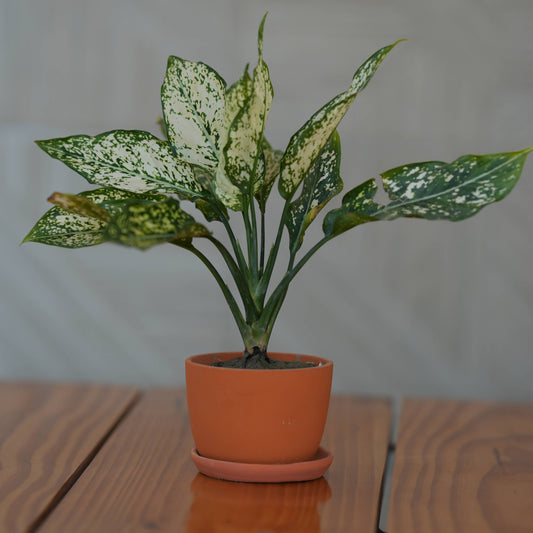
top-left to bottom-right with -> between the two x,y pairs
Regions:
2,0 -> 532,400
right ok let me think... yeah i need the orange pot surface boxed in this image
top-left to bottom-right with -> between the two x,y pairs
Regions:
185,352 -> 333,464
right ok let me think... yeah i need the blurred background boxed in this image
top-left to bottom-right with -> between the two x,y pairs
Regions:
1,0 -> 532,400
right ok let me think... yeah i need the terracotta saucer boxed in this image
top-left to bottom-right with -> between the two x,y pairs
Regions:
191,447 -> 333,483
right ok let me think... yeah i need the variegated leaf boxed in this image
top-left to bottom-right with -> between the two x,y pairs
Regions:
224,65 -> 253,132
105,197 -> 211,249
23,188 -> 162,248
24,210 -> 106,248
323,148 -> 532,237
287,131 -> 343,252
213,165 -> 244,210
279,41 -> 403,200
161,57 -> 226,170
211,66 -> 253,210
255,138 -> 283,212
36,130 -> 202,197
224,15 -> 273,193
190,166 -> 232,218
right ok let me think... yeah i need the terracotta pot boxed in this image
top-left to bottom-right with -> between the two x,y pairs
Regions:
185,352 -> 333,464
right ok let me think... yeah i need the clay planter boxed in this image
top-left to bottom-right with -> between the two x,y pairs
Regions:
185,352 -> 333,468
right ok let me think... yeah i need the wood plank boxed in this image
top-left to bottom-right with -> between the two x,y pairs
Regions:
321,395 -> 392,533
0,382 -> 139,533
387,398 -> 533,533
39,391 -> 391,533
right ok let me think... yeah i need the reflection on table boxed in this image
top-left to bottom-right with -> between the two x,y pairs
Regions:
187,474 -> 332,533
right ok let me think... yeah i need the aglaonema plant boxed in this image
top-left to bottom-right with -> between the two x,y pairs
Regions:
24,16 -> 531,368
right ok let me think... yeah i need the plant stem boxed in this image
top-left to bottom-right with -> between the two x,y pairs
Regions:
249,194 -> 260,280
256,200 -> 290,303
260,234 -> 335,341
260,210 -> 266,275
184,243 -> 249,344
210,199 -> 250,281
242,197 -> 258,286
207,235 -> 260,321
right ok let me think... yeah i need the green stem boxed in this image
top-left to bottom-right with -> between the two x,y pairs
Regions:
207,235 -> 260,321
210,199 -> 250,281
184,243 -> 249,344
256,200 -> 290,303
260,210 -> 266,275
250,194 -> 260,278
260,234 -> 335,340
242,197 -> 258,286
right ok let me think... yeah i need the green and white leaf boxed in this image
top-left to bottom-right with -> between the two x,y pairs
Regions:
36,130 -> 202,197
322,178 -> 380,236
255,138 -> 283,212
211,66 -> 253,210
161,57 -> 226,170
279,41 -> 403,200
23,188 -> 163,248
105,197 -> 211,249
24,210 -> 106,248
224,65 -> 253,132
213,165 -> 244,210
224,15 -> 273,193
323,148 -> 532,237
287,130 -> 343,252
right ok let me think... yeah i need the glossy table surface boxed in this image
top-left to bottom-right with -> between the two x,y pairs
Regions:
1,382 -> 532,532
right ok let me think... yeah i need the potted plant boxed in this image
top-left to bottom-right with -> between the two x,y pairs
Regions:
24,16 -> 531,482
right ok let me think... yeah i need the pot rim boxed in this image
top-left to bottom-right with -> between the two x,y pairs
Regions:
186,351 -> 333,372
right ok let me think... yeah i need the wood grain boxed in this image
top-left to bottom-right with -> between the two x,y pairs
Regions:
39,391 -> 391,533
320,395 -> 392,532
0,382 -> 139,533
387,398 -> 533,533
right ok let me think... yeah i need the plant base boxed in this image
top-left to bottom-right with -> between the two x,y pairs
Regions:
191,447 -> 333,483
210,351 -> 315,369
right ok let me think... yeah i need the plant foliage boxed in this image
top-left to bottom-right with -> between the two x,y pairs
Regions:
25,15 -> 531,361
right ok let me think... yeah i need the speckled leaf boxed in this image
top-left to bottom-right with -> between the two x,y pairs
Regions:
255,138 -> 283,212
213,165 -> 244,211
189,166 -> 235,215
279,41 -> 402,200
105,197 -> 211,249
211,66 -> 253,210
161,57 -> 226,170
24,209 -> 106,248
323,148 -> 532,237
287,131 -> 343,252
322,178 -> 381,236
36,130 -> 202,197
23,188 -> 163,248
224,65 -> 253,132
224,15 -> 273,193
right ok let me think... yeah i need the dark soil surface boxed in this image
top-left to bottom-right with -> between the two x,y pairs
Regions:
210,352 -> 315,369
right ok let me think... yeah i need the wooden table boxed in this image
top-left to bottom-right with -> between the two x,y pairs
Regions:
1,383 -> 532,532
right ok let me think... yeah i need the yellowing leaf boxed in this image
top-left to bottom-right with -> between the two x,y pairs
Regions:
105,198 -> 211,249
